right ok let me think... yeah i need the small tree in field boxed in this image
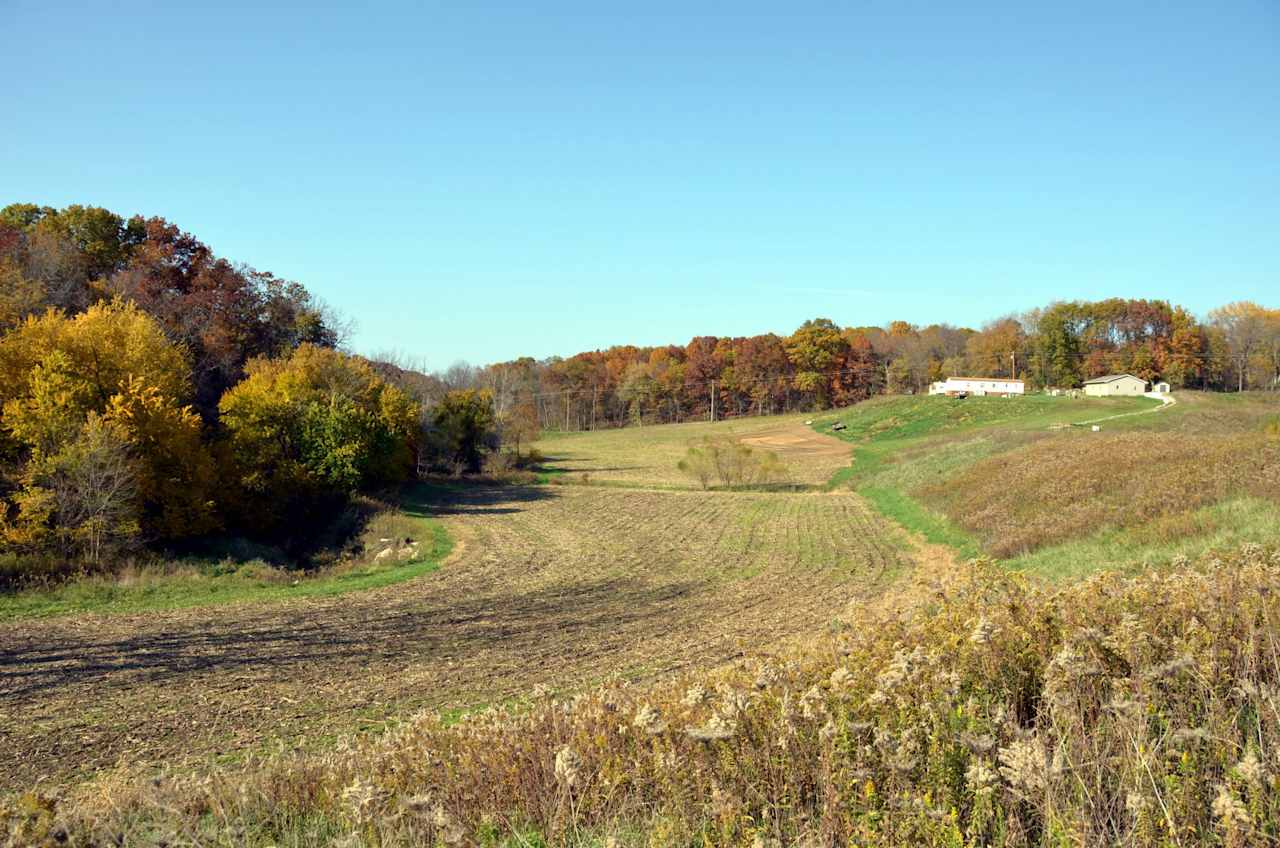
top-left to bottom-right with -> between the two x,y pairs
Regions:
502,398 -> 540,460
677,445 -> 715,489
678,436 -> 788,490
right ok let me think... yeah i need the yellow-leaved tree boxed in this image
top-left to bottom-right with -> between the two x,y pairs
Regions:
0,301 -> 218,562
219,344 -> 420,538
105,377 -> 219,541
0,258 -> 46,332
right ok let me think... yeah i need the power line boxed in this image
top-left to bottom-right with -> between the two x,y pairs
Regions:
509,348 -> 1194,403
478,337 -> 1222,407
513,362 -> 886,403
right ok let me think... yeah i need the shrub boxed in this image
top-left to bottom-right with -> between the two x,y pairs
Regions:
677,445 -> 714,489
678,436 -> 789,489
0,551 -> 62,588
482,450 -> 515,474
493,446 -> 544,472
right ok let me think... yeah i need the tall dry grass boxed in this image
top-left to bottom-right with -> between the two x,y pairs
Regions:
919,431 -> 1280,558
6,545 -> 1280,846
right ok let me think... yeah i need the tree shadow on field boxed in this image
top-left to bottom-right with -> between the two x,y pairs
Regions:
0,575 -> 701,701
532,453 -> 653,475
544,464 -> 653,474
408,480 -> 559,516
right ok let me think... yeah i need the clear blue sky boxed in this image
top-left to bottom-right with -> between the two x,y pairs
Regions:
3,1 -> 1277,367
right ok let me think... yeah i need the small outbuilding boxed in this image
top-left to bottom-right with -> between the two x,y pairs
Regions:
1082,374 -> 1149,397
1152,381 -> 1171,394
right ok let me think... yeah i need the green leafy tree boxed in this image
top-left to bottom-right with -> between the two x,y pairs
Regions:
1033,304 -> 1083,387
219,344 -> 420,536
33,205 -> 145,281
429,389 -> 497,473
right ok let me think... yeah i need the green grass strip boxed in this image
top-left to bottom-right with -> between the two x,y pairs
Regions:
858,484 -> 981,560
0,492 -> 453,621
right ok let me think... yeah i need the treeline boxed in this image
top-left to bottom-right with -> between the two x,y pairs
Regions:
449,299 -> 1280,434
0,204 -> 493,573
3,202 -> 1278,569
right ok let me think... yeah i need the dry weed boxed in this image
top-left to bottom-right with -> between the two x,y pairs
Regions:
921,430 -> 1280,556
8,544 -> 1280,846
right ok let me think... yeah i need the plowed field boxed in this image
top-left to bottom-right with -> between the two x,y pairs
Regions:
2,434 -> 903,790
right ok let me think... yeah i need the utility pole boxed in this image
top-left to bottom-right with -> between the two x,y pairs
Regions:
710,380 -> 717,422
590,386 -> 597,431
1011,350 -> 1017,380
564,390 -> 570,432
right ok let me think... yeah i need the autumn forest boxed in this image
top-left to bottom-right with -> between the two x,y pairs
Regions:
1,202 -> 1277,577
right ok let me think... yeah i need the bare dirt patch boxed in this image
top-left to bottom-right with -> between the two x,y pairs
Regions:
738,420 -> 851,466
0,481 -> 900,792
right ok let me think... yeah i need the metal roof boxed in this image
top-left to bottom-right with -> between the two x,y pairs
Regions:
1081,374 -> 1145,385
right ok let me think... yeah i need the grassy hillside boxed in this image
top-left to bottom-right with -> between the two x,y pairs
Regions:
817,391 -> 1280,577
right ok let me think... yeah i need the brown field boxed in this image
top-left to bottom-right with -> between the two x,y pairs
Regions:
0,472 -> 903,791
533,413 -> 852,489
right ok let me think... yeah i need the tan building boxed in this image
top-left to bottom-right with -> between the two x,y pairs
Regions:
1082,373 -> 1148,397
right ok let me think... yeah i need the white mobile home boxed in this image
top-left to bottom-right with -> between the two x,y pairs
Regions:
928,377 -> 1025,397
1082,374 -> 1148,397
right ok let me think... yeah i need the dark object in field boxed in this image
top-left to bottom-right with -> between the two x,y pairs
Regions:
953,392 -> 968,400
831,422 -> 847,431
